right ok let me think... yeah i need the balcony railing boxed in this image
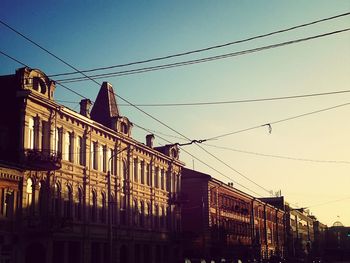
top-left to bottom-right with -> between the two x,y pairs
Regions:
23,149 -> 62,171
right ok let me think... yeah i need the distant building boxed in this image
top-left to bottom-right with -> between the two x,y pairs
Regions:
181,168 -> 286,262
0,67 -> 184,263
325,221 -> 350,262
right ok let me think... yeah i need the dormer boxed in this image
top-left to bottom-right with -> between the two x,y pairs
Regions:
17,67 -> 55,100
154,144 -> 180,160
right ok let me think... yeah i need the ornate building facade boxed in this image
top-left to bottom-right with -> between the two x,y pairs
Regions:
0,67 -> 184,263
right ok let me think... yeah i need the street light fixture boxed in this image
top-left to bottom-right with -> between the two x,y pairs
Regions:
107,146 -> 129,263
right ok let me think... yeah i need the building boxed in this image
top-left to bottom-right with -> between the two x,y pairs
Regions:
0,67 -> 184,263
324,221 -> 350,262
181,168 -> 286,262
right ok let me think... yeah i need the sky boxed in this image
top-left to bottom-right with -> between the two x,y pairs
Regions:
1,1 -> 349,226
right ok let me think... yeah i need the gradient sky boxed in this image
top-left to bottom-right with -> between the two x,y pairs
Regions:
1,1 -> 349,226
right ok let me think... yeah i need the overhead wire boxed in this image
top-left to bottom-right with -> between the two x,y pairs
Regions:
206,101 -> 350,141
0,19 -> 193,144
34,88 -> 350,107
46,11 -> 350,77
2,19 -> 348,199
134,123 -> 264,197
56,28 -> 350,83
203,143 -> 350,164
1,47 -> 269,197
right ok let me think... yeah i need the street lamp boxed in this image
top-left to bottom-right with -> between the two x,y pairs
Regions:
107,146 -> 129,263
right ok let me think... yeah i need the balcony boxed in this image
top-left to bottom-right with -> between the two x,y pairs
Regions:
23,149 -> 62,171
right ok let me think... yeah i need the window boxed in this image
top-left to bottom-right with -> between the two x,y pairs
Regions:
133,200 -> 139,226
154,204 -> 159,229
120,195 -> 126,225
160,206 -> 165,229
91,190 -> 97,222
28,117 -> 35,149
53,183 -> 61,217
39,181 -> 45,216
91,142 -> 98,170
109,149 -> 115,175
166,173 -> 171,192
64,185 -> 73,219
146,163 -> 150,186
133,158 -> 138,182
111,194 -> 116,224
100,192 -> 106,223
76,188 -> 83,221
122,160 -> 128,181
26,178 -> 34,211
140,201 -> 145,227
140,161 -> 145,184
145,203 -> 151,228
154,167 -> 159,188
55,127 -> 63,155
101,145 -> 107,172
64,132 -> 74,162
77,136 -> 85,166
160,169 -> 165,190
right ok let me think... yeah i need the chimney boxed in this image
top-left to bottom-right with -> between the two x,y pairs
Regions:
146,134 -> 155,148
80,99 -> 92,118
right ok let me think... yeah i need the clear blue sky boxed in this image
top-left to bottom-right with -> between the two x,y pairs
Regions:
1,1 -> 350,226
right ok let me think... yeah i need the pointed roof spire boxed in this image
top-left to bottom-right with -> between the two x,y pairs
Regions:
90,82 -> 120,128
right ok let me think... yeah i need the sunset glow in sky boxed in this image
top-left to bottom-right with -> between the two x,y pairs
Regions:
1,1 -> 349,226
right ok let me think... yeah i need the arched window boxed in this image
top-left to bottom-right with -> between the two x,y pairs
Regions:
121,122 -> 128,134
91,190 -> 97,222
145,202 -> 150,228
111,194 -> 116,224
120,195 -> 126,225
76,187 -> 83,221
64,185 -> 73,219
38,180 -> 46,216
161,206 -> 165,229
140,201 -> 145,227
53,183 -> 61,217
100,192 -> 106,223
26,178 -> 34,211
133,200 -> 139,226
154,204 -> 159,229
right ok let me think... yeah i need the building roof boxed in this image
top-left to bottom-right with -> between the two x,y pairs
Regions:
90,82 -> 119,128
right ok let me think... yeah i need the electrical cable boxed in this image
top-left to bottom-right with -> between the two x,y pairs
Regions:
1,49 -> 268,197
56,28 -> 350,83
203,143 -> 350,164
0,20 -> 194,144
45,11 -> 350,77
206,101 -> 350,141
134,123 -> 264,197
38,88 -> 350,107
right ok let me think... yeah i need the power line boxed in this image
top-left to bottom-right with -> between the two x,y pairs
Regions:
57,28 -> 350,83
306,196 -> 350,209
117,89 -> 350,106
203,143 -> 350,164
36,88 -> 350,107
47,11 -> 350,77
206,101 -> 350,141
0,20 -> 194,144
135,123 -> 264,197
